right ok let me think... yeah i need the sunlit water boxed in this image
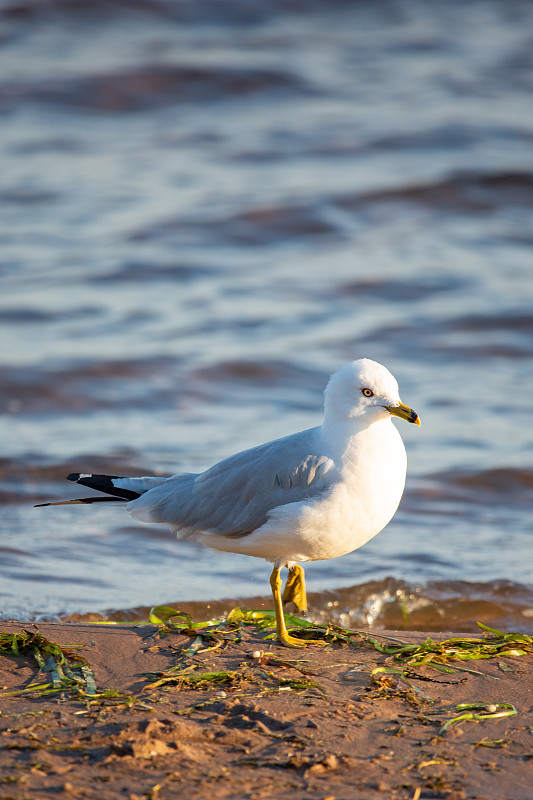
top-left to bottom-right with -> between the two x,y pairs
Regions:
1,0 -> 532,630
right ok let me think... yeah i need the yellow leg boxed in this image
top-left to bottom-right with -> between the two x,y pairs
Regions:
270,566 -> 307,648
282,564 -> 308,612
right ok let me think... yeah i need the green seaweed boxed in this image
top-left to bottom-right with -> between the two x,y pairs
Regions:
3,610 -> 531,707
145,668 -> 241,691
0,629 -> 98,699
223,609 -> 533,673
440,703 -> 517,734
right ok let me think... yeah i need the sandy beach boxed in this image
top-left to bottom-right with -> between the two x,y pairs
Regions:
1,618 -> 532,800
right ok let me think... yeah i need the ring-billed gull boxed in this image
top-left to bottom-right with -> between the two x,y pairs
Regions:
37,358 -> 420,647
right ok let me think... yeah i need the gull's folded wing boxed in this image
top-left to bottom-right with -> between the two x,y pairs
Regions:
129,427 -> 336,538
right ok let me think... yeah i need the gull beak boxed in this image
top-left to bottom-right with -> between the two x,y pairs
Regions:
385,402 -> 421,426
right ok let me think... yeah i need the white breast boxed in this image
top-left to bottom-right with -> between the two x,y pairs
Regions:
283,419 -> 407,562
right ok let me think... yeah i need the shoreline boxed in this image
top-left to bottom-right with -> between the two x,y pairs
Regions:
1,619 -> 532,799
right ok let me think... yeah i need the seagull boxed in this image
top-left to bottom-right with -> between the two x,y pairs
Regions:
37,358 -> 420,647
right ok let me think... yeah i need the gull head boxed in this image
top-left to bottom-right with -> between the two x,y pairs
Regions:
324,358 -> 420,427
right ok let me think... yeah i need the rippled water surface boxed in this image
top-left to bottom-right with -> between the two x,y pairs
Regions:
1,0 -> 532,630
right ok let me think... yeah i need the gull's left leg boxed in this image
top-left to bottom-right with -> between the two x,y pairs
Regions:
269,566 -> 307,648
282,564 -> 307,612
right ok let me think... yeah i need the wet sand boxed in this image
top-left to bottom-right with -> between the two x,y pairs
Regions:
1,620 -> 532,799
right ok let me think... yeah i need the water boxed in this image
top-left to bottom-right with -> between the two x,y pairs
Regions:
1,0 -> 533,631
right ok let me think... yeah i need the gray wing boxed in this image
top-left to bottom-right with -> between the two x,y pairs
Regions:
128,427 -> 336,537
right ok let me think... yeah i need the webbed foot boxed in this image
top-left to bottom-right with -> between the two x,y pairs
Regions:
282,564 -> 308,612
270,565 -> 326,648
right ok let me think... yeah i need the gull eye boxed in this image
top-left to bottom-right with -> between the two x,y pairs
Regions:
361,387 -> 374,398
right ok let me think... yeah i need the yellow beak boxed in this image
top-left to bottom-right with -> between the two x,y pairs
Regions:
385,402 -> 421,426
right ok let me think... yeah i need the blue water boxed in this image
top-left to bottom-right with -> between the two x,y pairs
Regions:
1,0 -> 532,629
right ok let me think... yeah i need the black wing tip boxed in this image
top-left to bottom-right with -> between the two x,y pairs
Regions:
36,474 -> 135,508
65,473 -> 140,501
67,473 -> 123,483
